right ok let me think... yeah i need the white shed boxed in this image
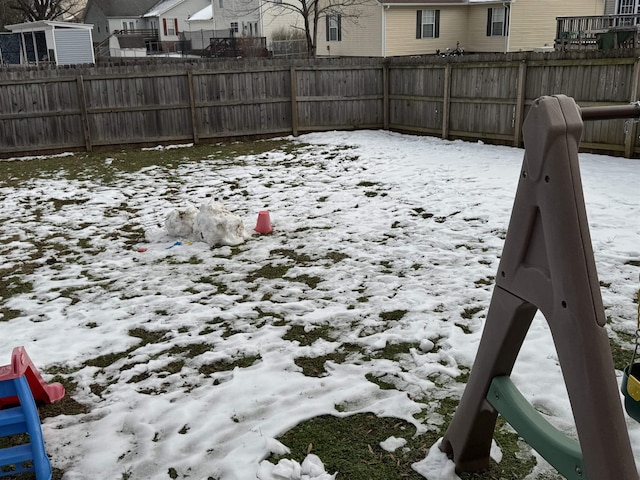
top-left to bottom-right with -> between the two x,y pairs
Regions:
6,21 -> 95,65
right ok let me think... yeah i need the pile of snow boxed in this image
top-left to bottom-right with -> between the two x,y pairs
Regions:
258,454 -> 337,480
164,201 -> 248,246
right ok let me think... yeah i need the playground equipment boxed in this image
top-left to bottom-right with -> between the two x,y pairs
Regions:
0,347 -> 64,479
440,95 -> 640,479
0,347 -> 65,409
622,289 -> 640,422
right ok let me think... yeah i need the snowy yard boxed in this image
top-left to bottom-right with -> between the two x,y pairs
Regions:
1,130 -> 639,479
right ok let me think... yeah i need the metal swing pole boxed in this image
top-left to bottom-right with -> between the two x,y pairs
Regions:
580,102 -> 640,121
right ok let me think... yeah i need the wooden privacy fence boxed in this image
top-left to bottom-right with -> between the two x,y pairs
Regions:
1,51 -> 640,158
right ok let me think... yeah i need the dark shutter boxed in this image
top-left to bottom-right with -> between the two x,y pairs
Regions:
486,8 -> 492,36
337,15 -> 342,41
174,18 -> 179,35
416,10 -> 422,39
434,9 -> 440,38
163,18 -> 167,36
326,16 -> 330,41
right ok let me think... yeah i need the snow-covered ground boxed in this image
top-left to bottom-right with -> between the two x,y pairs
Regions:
1,130 -> 639,479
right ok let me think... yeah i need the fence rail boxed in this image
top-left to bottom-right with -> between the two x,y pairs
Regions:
1,51 -> 640,158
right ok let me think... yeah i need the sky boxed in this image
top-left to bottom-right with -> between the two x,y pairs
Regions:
1,130 -> 639,479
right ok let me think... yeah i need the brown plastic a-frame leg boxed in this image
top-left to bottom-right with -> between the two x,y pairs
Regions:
439,95 -> 638,479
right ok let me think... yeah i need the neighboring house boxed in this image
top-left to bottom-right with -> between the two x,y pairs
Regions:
264,0 -> 605,57
84,0 -> 259,55
1,20 -> 94,65
185,2 -> 261,51
143,0 -> 211,51
83,0 -> 160,44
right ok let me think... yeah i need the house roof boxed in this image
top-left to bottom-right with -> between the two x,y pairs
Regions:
187,5 -> 213,21
86,0 -> 160,17
6,20 -> 94,32
143,0 -> 186,17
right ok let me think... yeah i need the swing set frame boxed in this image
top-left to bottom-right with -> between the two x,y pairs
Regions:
440,95 -> 640,479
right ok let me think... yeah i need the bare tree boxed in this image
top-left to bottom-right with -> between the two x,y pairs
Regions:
8,0 -> 84,22
0,0 -> 22,29
259,0 -> 373,57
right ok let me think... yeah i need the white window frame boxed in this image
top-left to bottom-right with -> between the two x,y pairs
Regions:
328,15 -> 340,41
167,18 -> 176,36
421,9 -> 436,38
489,7 -> 506,36
230,22 -> 239,33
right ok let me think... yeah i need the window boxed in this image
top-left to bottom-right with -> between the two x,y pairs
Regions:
326,14 -> 341,42
163,18 -> 179,36
617,0 -> 638,14
122,21 -> 128,32
416,10 -> 440,39
219,0 -> 224,8
230,22 -> 239,33
487,7 -> 508,36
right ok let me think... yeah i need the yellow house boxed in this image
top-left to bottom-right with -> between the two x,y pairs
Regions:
302,0 -> 606,56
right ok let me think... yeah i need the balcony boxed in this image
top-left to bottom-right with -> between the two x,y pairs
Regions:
555,14 -> 640,50
114,29 -> 159,40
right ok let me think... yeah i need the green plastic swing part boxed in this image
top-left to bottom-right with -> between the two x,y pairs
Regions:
621,288 -> 640,422
622,364 -> 640,422
487,376 -> 586,480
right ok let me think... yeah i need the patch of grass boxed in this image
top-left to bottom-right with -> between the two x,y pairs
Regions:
0,307 -> 22,322
247,264 -> 291,281
610,333 -> 634,371
455,323 -> 473,334
267,413 -> 430,479
625,259 -> 640,267
38,376 -> 89,418
376,341 -> 420,360
199,355 -> 261,376
365,372 -> 398,390
85,350 -> 130,369
380,310 -> 408,321
461,306 -> 484,319
474,276 -> 494,287
271,248 -> 312,264
283,325 -> 334,346
295,352 -> 347,377
289,274 -> 322,289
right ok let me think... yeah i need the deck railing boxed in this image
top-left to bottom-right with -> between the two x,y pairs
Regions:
555,14 -> 640,50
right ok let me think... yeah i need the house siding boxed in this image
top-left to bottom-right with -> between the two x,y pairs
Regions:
83,4 -> 109,42
385,6 -> 467,56
156,0 -> 210,41
466,4 -> 508,53
317,6 -> 383,56
261,5 -> 306,40
509,0 -> 605,51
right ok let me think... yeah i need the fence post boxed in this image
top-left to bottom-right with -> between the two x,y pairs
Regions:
187,71 -> 200,145
513,60 -> 528,148
624,57 -> 640,158
442,63 -> 452,140
75,75 -> 92,152
290,67 -> 299,136
383,63 -> 389,130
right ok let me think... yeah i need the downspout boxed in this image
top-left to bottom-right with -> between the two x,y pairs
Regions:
382,4 -> 388,57
503,1 -> 511,53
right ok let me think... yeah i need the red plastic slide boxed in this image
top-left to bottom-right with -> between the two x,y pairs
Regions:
0,346 -> 65,408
